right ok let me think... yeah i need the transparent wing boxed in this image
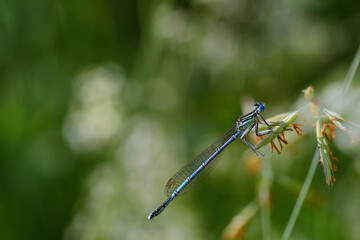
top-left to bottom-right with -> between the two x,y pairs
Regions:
164,125 -> 238,197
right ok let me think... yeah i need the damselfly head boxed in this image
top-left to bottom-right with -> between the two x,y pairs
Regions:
254,102 -> 265,112
259,104 -> 265,112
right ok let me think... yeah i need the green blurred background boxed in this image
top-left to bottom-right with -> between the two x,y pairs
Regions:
0,0 -> 359,239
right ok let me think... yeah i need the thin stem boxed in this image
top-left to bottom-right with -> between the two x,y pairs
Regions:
281,150 -> 319,240
259,157 -> 273,240
281,43 -> 360,240
260,195 -> 271,240
334,43 -> 360,110
222,201 -> 258,240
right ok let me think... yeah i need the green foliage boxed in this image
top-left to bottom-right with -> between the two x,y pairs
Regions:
0,0 -> 360,240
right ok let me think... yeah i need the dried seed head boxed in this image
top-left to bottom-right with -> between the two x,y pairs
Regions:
255,110 -> 303,153
316,119 -> 338,186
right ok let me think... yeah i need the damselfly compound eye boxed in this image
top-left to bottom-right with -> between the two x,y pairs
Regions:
259,104 -> 265,112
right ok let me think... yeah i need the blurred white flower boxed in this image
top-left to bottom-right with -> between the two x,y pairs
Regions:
153,4 -> 194,45
200,24 -> 238,71
63,64 -> 124,153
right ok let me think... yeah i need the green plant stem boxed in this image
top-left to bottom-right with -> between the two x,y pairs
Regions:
222,201 -> 258,240
282,42 -> 360,240
259,157 -> 273,240
335,43 -> 360,110
281,150 -> 319,240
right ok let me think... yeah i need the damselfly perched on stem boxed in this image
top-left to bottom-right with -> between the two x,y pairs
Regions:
148,102 -> 275,220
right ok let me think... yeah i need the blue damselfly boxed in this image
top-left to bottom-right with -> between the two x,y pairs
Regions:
148,102 -> 271,220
